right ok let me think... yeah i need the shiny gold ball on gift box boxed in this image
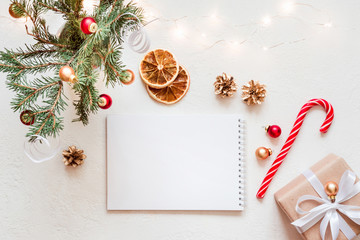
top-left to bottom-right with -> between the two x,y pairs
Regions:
324,181 -> 338,203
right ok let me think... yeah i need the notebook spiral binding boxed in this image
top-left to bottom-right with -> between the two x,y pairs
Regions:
238,119 -> 245,209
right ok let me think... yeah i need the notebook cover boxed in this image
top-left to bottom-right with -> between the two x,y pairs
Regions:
107,115 -> 245,211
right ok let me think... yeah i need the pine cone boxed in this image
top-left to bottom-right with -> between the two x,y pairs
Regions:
241,80 -> 266,105
214,73 -> 237,97
62,146 -> 86,167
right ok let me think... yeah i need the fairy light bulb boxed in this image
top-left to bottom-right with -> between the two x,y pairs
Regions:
263,46 -> 269,51
210,13 -> 218,22
324,22 -> 333,28
262,16 -> 272,26
174,26 -> 185,38
282,2 -> 295,14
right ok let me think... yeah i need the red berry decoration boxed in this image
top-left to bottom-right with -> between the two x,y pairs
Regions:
80,17 -> 98,35
98,94 -> 112,109
20,110 -> 35,125
265,125 -> 282,138
121,69 -> 135,85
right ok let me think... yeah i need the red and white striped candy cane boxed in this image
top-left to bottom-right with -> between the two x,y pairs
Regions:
256,98 -> 334,199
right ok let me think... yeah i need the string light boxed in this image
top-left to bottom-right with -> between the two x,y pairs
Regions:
121,1 -> 334,51
324,22 -> 333,28
210,13 -> 218,21
262,16 -> 272,26
174,25 -> 186,38
282,2 -> 295,14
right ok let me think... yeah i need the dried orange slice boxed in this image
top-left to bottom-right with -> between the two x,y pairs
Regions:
146,65 -> 190,105
139,49 -> 179,89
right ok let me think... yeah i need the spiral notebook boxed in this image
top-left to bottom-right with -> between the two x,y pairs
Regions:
107,115 -> 245,211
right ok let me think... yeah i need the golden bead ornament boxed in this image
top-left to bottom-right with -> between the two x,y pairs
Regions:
59,66 -> 78,83
255,147 -> 272,160
241,80 -> 267,105
9,3 -> 25,19
324,181 -> 339,203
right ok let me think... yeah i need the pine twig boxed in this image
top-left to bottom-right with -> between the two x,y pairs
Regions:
0,61 -> 65,69
14,49 -> 57,57
38,2 -> 67,15
35,82 -> 62,134
95,51 -> 121,77
25,25 -> 69,48
17,81 -> 60,107
109,0 -> 118,16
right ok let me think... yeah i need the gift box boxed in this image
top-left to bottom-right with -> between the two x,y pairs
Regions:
274,154 -> 360,240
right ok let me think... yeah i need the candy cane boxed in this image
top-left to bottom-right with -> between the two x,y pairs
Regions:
256,98 -> 334,199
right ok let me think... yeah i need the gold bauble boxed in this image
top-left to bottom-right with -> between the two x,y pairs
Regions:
255,147 -> 272,160
9,3 -> 24,19
59,66 -> 77,83
324,181 -> 338,203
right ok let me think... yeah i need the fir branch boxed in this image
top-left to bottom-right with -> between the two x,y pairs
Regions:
38,2 -> 67,15
17,81 -> 59,108
25,25 -> 69,48
3,0 -> 144,138
13,1 -> 37,31
0,62 -> 65,70
35,83 -> 62,135
109,0 -> 118,16
12,83 -> 36,91
14,48 -> 56,58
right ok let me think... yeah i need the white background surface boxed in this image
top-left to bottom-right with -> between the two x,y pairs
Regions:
1,0 -> 360,239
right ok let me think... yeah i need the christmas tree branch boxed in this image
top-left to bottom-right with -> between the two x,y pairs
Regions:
0,62 -> 65,70
38,2 -> 67,15
13,1 -> 37,30
17,81 -> 60,108
35,83 -> 62,135
3,0 -> 144,138
109,0 -> 119,15
25,25 -> 68,48
12,83 -> 36,91
14,49 -> 57,58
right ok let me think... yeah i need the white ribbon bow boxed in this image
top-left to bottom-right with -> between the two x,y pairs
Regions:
291,169 -> 360,240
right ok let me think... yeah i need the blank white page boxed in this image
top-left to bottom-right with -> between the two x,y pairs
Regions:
107,115 -> 244,211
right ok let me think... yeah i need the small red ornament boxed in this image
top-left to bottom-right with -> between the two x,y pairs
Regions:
80,17 -> 98,35
98,94 -> 112,109
265,125 -> 282,138
20,110 -> 35,125
121,69 -> 135,85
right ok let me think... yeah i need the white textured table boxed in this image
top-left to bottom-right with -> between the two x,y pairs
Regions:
1,0 -> 360,239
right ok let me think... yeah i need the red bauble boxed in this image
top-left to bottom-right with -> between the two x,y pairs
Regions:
20,110 -> 35,125
121,69 -> 135,85
80,17 -> 98,35
266,125 -> 282,138
98,94 -> 112,109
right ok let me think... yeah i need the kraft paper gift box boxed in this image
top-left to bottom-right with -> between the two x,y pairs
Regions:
274,154 -> 360,240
